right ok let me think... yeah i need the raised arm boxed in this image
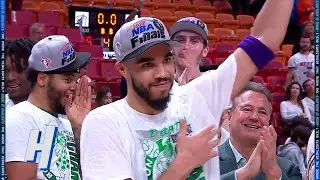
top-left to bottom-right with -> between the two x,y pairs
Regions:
231,0 -> 293,99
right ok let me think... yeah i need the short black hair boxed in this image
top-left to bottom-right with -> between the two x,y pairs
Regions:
6,38 -> 35,73
291,125 -> 312,147
26,68 -> 40,88
231,81 -> 272,111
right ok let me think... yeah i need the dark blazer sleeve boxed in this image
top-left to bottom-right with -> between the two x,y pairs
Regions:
221,171 -> 237,180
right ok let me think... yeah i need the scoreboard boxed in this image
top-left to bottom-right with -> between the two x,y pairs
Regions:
68,6 -> 140,59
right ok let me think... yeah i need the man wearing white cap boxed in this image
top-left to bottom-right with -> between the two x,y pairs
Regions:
80,0 -> 293,179
6,35 -> 92,180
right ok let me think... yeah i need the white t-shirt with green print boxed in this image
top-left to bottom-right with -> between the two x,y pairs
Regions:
6,101 -> 81,180
80,55 -> 237,180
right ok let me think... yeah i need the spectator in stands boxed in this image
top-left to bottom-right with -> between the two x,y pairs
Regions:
170,17 -> 230,142
96,86 -> 113,107
302,79 -> 314,122
219,82 -> 302,180
280,82 -> 312,126
6,35 -> 91,180
5,38 -> 35,110
29,23 -> 45,43
278,125 -> 312,179
286,35 -> 315,87
297,0 -> 314,25
170,17 -> 209,86
306,130 -> 314,180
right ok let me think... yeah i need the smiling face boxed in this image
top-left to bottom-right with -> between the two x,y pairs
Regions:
45,73 -> 79,114
290,83 -> 301,99
229,91 -> 272,146
5,55 -> 31,103
119,43 -> 175,111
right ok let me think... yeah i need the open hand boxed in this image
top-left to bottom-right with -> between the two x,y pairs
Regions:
65,75 -> 92,128
260,126 -> 282,179
176,120 -> 219,169
236,141 -> 262,180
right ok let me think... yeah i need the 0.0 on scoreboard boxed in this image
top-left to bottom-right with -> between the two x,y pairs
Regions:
68,6 -> 139,52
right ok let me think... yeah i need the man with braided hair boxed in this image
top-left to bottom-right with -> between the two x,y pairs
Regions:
5,38 -> 35,109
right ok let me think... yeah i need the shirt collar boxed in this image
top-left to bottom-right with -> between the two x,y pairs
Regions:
228,139 -> 245,164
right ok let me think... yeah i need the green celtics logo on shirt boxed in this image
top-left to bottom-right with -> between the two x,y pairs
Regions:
136,121 -> 205,180
43,131 -> 81,180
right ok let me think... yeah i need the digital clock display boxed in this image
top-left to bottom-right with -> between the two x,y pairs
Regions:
68,6 -> 140,58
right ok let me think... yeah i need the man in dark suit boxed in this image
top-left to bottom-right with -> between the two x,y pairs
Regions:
219,82 -> 302,180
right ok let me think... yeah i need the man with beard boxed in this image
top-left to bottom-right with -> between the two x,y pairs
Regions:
5,38 -> 35,109
286,35 -> 315,87
6,35 -> 91,180
80,0 -> 294,179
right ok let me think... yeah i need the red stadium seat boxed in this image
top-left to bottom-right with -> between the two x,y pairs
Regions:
86,58 -> 103,80
236,15 -> 254,29
214,42 -> 235,58
153,0 -> 175,12
113,0 -> 135,9
175,11 -> 194,19
78,44 -> 104,58
10,11 -> 36,25
6,24 -> 29,40
213,28 -> 234,41
272,92 -> 285,112
173,0 -> 197,14
267,76 -> 285,93
194,12 -> 220,33
38,11 -> 63,27
100,61 -> 121,81
44,26 -> 57,37
57,27 -> 82,42
140,8 -> 152,17
193,0 -> 216,15
235,29 -> 250,40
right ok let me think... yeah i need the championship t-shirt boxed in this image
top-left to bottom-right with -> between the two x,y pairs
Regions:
288,52 -> 315,85
80,54 -> 237,180
6,101 -> 81,180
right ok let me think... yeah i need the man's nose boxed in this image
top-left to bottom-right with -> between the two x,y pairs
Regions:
155,64 -> 168,79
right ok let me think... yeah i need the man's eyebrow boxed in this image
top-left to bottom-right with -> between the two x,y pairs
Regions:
136,57 -> 154,64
